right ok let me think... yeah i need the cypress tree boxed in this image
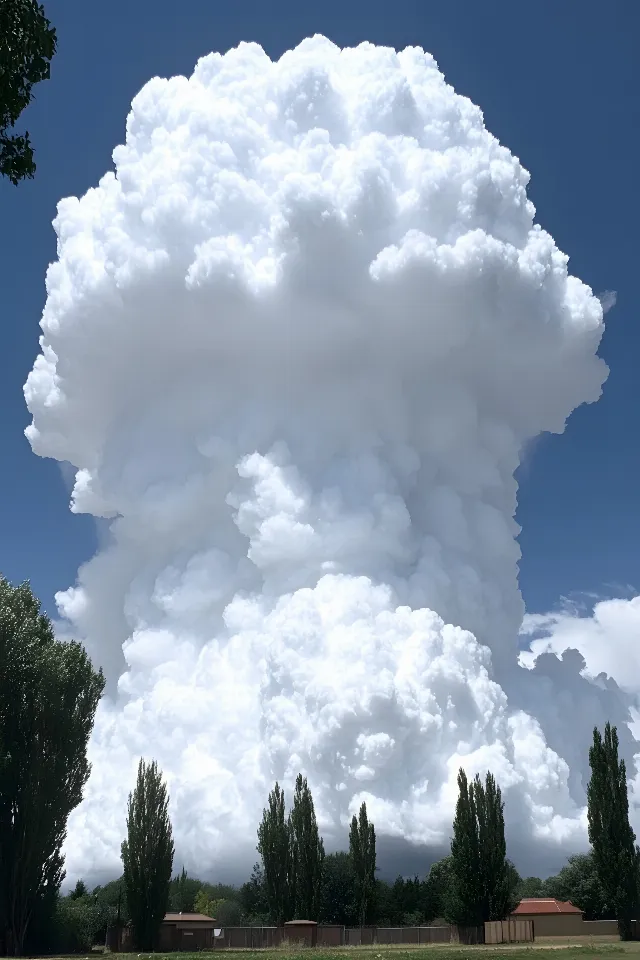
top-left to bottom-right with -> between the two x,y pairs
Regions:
349,801 -> 376,927
257,782 -> 292,924
289,774 -> 324,919
448,768 -> 512,926
448,768 -> 482,925
475,772 -> 513,920
121,759 -> 174,950
588,723 -> 639,940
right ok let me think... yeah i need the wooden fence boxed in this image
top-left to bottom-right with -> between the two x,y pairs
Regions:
485,919 -> 534,944
110,920 -> 533,950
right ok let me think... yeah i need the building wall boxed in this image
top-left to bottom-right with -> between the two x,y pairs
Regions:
284,922 -> 317,946
515,913 -> 584,938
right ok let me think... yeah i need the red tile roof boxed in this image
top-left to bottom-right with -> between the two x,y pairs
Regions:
512,899 -> 582,915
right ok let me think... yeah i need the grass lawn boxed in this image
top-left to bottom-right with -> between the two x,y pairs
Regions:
61,943 -> 640,960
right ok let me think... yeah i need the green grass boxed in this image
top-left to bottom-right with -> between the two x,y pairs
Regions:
75,945 -> 638,960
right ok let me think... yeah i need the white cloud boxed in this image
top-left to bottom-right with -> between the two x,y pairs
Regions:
23,35 -> 626,884
521,596 -> 640,692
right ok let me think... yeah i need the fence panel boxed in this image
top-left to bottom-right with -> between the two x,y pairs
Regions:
422,926 -> 452,943
455,925 -> 484,944
317,925 -> 344,946
345,926 -> 376,945
485,919 -> 533,944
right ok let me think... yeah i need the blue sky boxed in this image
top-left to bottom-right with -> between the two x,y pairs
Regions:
1,0 -> 638,619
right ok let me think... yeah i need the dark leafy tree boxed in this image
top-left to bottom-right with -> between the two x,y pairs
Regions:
54,889 -> 107,953
239,863 -> 269,923
0,577 -> 105,955
319,852 -> 357,926
447,768 -> 514,925
121,758 -> 174,951
93,876 -> 129,923
349,801 -> 376,927
424,857 -> 452,922
0,0 -> 57,183
289,774 -> 325,919
588,723 -> 639,939
257,782 -> 292,924
169,867 -> 202,913
544,853 -> 611,921
198,881 -> 238,902
516,876 -> 545,900
373,879 -> 396,926
69,879 -> 88,901
212,898 -> 242,926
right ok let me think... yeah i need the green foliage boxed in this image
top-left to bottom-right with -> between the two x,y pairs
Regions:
213,898 -> 242,925
170,867 -> 203,913
54,890 -> 110,952
121,758 -> 174,950
289,773 -> 325,919
93,876 -> 129,925
587,723 -> 638,939
544,853 -> 610,920
319,852 -> 357,925
516,875 -> 546,899
257,776 -> 325,922
0,0 -> 56,183
239,863 -> 270,923
349,801 -> 376,926
424,857 -> 453,922
69,878 -> 88,900
447,768 -> 515,925
0,577 -> 105,955
257,781 -> 292,924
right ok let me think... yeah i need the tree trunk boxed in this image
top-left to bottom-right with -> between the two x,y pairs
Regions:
618,915 -> 633,941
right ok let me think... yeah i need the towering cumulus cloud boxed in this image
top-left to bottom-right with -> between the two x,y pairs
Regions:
25,37 -> 628,882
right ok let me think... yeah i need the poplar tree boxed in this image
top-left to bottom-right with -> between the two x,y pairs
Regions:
447,768 -> 513,925
257,782 -> 292,924
588,722 -> 639,940
349,801 -> 376,927
121,759 -> 174,950
289,774 -> 325,919
0,577 -> 104,955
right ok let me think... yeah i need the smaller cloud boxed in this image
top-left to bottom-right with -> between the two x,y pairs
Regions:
520,595 -> 640,693
597,290 -> 617,314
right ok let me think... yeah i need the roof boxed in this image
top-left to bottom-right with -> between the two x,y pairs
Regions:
512,899 -> 583,916
284,919 -> 318,925
163,913 -> 216,923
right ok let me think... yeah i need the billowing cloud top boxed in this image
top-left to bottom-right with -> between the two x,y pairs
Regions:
24,36 -> 627,883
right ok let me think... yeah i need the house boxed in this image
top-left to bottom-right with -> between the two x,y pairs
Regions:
511,898 -> 584,937
159,913 -> 219,951
111,912 -> 218,952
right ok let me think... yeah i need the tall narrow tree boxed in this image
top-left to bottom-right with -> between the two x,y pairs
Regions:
447,768 -> 513,926
121,759 -> 174,951
588,722 -> 638,940
257,782 -> 292,924
0,577 -> 104,955
476,771 -> 514,921
448,768 -> 482,925
289,774 -> 325,919
349,801 -> 376,928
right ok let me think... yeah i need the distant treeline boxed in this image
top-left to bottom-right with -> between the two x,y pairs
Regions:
46,847 -> 611,953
